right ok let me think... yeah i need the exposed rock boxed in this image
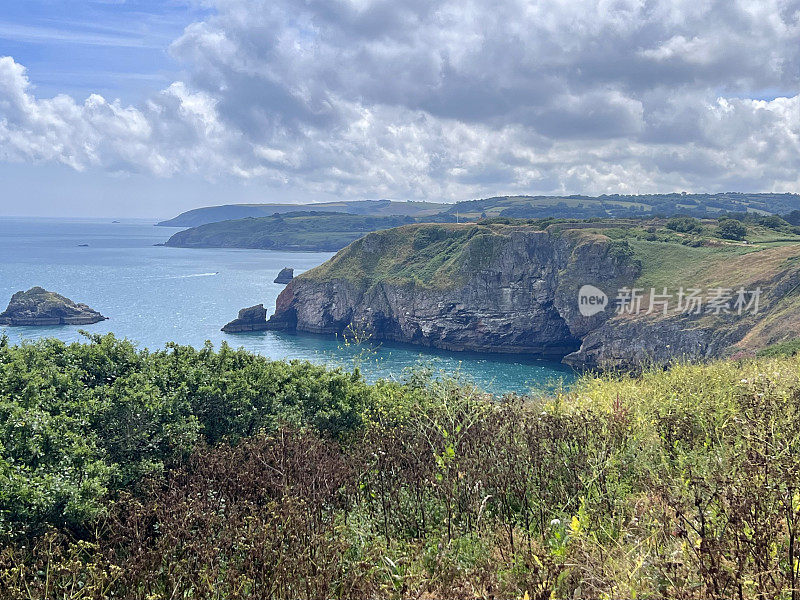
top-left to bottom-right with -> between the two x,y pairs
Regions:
274,267 -> 294,284
0,287 -> 107,326
265,224 -> 639,358
262,222 -> 800,371
221,304 -> 268,333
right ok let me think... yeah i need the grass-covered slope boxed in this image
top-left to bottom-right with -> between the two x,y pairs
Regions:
3,334 -> 800,598
304,222 -> 532,288
301,215 -> 800,288
446,192 -> 800,219
164,211 -> 415,251
158,193 -> 800,228
157,199 -> 443,227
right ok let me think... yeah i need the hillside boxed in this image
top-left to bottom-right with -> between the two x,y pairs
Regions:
164,211 -> 415,251
157,193 -> 800,228
265,215 -> 800,368
4,334 -> 800,598
444,192 -> 800,220
156,199 -> 443,227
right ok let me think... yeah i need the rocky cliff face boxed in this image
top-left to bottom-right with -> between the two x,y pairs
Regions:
262,223 -> 800,370
0,287 -> 107,326
265,224 -> 639,359
221,304 -> 268,333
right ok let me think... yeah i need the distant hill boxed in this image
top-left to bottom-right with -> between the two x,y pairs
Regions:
443,193 -> 800,220
158,193 -> 800,228
156,199 -> 443,227
164,211 -> 416,252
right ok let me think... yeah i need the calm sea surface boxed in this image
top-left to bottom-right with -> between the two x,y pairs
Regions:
0,218 -> 576,394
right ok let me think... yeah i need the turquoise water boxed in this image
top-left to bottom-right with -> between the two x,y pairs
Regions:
0,218 -> 576,395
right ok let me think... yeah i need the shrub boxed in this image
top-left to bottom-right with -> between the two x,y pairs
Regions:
666,216 -> 703,233
717,218 -> 747,240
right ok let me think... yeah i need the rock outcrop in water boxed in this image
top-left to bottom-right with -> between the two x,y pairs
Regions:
274,268 -> 294,284
221,304 -> 268,333
260,221 -> 800,370
0,287 -> 107,326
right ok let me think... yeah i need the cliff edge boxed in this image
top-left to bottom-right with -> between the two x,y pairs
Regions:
263,220 -> 800,370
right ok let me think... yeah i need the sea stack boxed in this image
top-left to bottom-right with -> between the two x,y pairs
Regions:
274,267 -> 294,284
0,287 -> 107,326
221,304 -> 268,333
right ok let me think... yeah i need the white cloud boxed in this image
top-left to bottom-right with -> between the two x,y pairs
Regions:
0,0 -> 799,200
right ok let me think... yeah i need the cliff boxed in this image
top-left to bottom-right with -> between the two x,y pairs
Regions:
164,211 -> 416,252
264,220 -> 800,370
0,287 -> 107,326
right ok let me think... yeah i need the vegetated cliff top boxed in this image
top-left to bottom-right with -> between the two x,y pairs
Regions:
164,211 -> 416,252
300,216 -> 800,291
157,199 -> 443,227
158,192 -> 800,228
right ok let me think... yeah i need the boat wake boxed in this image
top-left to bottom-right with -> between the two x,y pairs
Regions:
176,272 -> 219,278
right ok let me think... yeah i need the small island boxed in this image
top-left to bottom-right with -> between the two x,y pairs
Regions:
0,287 -> 107,326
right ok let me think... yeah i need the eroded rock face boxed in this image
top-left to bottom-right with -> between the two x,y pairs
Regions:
274,268 -> 294,284
0,287 -> 107,326
221,304 -> 268,333
255,222 -> 800,370
265,227 -> 640,358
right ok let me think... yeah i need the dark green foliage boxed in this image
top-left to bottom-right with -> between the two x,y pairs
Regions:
606,239 -> 635,263
756,338 -> 800,357
717,218 -> 748,240
783,210 -> 800,226
758,214 -> 790,230
0,334 -> 370,534
666,216 -> 703,233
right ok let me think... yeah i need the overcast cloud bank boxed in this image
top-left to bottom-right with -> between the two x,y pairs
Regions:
0,0 -> 798,200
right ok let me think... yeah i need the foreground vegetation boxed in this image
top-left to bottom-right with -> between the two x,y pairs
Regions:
2,334 -> 800,598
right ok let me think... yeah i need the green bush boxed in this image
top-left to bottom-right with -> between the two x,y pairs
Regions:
666,216 -> 703,233
717,218 -> 748,240
4,337 -> 800,598
756,338 -> 800,357
0,334 -> 371,534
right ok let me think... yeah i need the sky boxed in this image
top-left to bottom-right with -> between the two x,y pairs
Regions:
0,0 -> 798,218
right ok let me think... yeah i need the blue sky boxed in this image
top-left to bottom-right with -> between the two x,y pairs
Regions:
0,0 -> 797,218
0,0 -> 207,103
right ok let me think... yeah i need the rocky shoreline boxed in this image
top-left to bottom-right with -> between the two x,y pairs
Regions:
259,222 -> 800,370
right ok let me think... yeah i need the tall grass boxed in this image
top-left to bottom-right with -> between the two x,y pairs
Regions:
2,340 -> 800,598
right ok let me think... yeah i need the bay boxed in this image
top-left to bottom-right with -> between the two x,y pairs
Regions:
0,218 -> 576,394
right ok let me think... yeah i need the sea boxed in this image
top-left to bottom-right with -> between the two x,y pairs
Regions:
0,218 -> 576,395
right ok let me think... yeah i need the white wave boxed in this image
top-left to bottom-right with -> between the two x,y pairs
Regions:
176,272 -> 219,278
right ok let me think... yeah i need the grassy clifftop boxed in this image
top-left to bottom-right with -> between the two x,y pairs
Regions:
165,211 -> 415,252
300,216 -> 800,289
303,222 -> 532,288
